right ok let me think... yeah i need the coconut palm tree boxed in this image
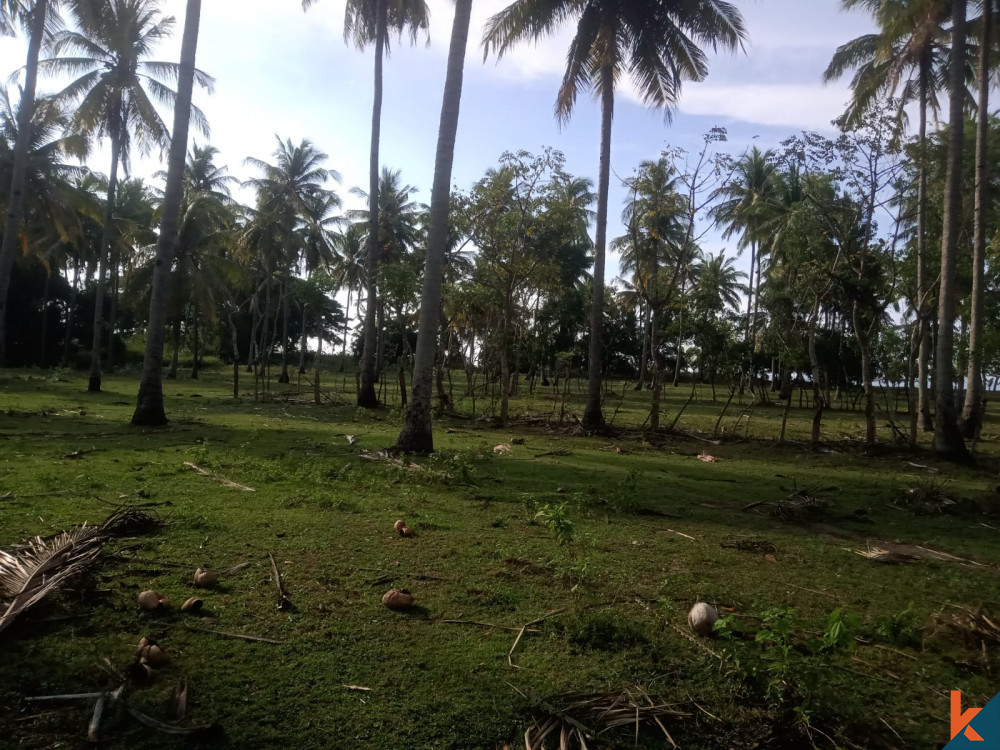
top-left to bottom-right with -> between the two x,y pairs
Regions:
484,0 -> 747,432
709,146 -> 776,345
303,0 -> 429,408
961,0 -> 994,438
131,0 -> 205,423
244,137 -> 337,384
331,221 -> 366,364
43,0 -> 212,392
394,0 -> 472,450
0,0 -> 66,365
934,0 -> 969,460
296,190 -> 341,373
824,0 -> 951,433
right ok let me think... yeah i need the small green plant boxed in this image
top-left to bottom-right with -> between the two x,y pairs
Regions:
874,602 -> 920,648
604,468 -> 642,513
534,502 -> 574,543
821,608 -> 858,652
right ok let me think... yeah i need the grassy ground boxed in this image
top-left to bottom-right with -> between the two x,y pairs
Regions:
0,366 -> 998,749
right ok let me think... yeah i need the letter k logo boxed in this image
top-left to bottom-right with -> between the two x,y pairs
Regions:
953,691 -> 985,742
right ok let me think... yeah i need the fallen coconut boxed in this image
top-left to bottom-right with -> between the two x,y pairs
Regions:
181,596 -> 204,613
687,602 -> 719,637
381,589 -> 415,611
142,644 -> 169,669
400,525 -> 414,537
128,660 -> 155,686
193,567 -> 219,588
138,590 -> 168,611
393,520 -> 406,534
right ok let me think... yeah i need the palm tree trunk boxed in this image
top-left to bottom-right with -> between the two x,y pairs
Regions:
745,240 -> 756,343
917,53 -> 933,432
190,302 -> 199,379
357,0 -> 387,408
961,0 -> 992,439
89,122 -> 123,393
278,273 -> 291,383
63,258 -> 80,367
635,301 -> 649,390
341,285 -> 351,363
168,320 -> 179,379
933,0 -> 970,460
107,251 -> 118,371
581,62 -> 613,432
299,301 -> 308,374
672,305 -> 683,387
131,0 -> 202,423
0,0 -> 47,366
39,269 -> 51,366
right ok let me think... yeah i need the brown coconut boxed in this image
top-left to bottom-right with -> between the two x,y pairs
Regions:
142,644 -> 169,669
181,596 -> 204,613
381,589 -> 415,611
687,602 -> 719,637
193,567 -> 219,588
138,590 -> 168,611
400,525 -> 414,537
393,520 -> 406,534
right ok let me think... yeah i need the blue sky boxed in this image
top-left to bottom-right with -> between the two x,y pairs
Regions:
1,0 -> 878,281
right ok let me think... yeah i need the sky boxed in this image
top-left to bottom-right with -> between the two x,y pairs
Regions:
0,0 -> 879,283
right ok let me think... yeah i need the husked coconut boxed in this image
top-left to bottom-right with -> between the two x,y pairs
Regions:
143,644 -> 169,668
138,590 -> 168,611
193,567 -> 219,588
400,525 -> 414,537
687,602 -> 719,636
181,597 -> 204,612
381,589 -> 415,611
393,520 -> 406,534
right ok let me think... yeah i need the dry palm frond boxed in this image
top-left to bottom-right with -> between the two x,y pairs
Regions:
0,508 -> 159,636
522,687 -> 690,749
774,492 -> 831,522
0,526 -> 102,635
850,545 -> 920,565
933,605 -> 1000,647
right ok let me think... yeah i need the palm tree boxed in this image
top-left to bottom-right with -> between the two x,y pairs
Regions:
695,252 -> 746,316
709,146 -> 776,345
395,0 -> 473,452
296,190 -> 341,373
131,0 -> 205,424
824,0 -> 950,433
961,0 -> 994,438
0,0 -> 65,365
303,0 -> 429,408
244,137 -> 337,384
933,0 -> 968,460
331,222 -> 366,364
484,0 -> 747,432
43,0 -> 212,392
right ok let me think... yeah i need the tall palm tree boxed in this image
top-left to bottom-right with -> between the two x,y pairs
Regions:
484,0 -> 747,432
331,221 -> 366,363
934,0 -> 968,460
961,0 -> 994,438
0,0 -> 65,365
695,251 -> 746,315
131,0 -> 205,424
709,146 -> 776,345
824,0 -> 950,433
296,189 -> 341,373
244,137 -> 337,384
396,0 -> 472,452
43,0 -> 212,392
303,0 -> 429,408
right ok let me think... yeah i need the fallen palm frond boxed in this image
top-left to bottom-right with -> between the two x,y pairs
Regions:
932,605 -> 1000,648
0,508 -> 159,636
358,450 -> 423,472
721,537 -> 777,555
521,687 -> 690,750
774,492 -> 831,522
850,545 -> 920,565
183,461 -> 255,491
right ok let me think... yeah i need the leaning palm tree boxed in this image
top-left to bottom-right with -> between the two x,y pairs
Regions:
484,0 -> 747,432
395,0 -> 472,452
0,0 -> 65,365
131,0 -> 206,424
933,0 -> 968,460
43,0 -> 212,392
303,0 -> 429,408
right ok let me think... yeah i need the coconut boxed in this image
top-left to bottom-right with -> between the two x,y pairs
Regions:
393,520 -> 406,534
381,589 -> 415,611
400,525 -> 414,537
687,602 -> 719,636
143,644 -> 169,668
193,567 -> 219,588
138,590 -> 167,611
128,660 -> 155,686
181,597 -> 204,613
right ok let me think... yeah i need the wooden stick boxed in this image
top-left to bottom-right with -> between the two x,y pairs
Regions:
268,552 -> 293,611
187,626 -> 285,644
786,582 -> 838,599
183,462 -> 255,492
659,528 -> 696,541
26,693 -> 104,701
87,692 -> 107,743
509,608 -> 567,668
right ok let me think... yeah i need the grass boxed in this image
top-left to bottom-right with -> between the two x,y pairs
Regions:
0,365 -> 998,748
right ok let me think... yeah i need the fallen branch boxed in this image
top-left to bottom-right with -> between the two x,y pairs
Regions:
267,552 -> 293,611
343,685 -> 371,692
182,462 -> 255,492
186,626 -> 285,645
509,608 -> 567,668
659,528 -> 696,541
26,693 -> 104,701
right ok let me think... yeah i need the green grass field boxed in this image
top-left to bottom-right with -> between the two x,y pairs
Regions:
0,367 -> 998,749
